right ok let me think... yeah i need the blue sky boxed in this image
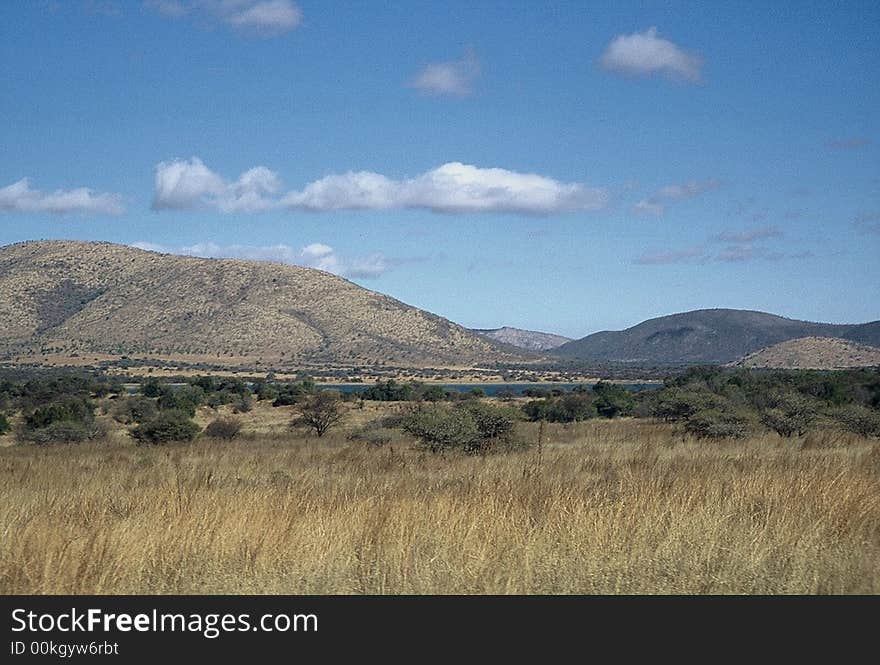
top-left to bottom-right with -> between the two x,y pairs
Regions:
1,1 -> 878,338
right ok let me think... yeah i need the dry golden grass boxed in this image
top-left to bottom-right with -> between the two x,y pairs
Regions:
1,418 -> 878,594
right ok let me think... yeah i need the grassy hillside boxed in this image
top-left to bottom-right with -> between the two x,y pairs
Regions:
734,336 -> 880,369
0,240 -> 524,370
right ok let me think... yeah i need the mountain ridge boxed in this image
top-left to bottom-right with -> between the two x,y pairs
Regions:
553,308 -> 880,365
472,326 -> 571,351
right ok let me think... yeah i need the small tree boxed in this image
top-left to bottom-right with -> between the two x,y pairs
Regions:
293,390 -> 344,437
760,393 -> 816,437
833,405 -> 880,438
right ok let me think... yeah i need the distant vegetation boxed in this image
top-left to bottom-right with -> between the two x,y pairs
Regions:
1,367 -> 878,448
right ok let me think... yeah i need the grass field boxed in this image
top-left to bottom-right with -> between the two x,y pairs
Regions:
1,414 -> 878,594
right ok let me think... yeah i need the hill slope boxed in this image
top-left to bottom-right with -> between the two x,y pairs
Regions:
553,308 -> 880,365
472,326 -> 571,351
733,336 -> 880,369
0,240 -> 525,369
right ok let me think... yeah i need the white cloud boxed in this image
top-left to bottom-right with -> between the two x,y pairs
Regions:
412,48 -> 480,96
600,27 -> 703,82
0,178 -> 123,215
153,157 -> 609,215
633,179 -> 720,215
145,0 -> 302,37
130,240 -> 391,279
152,158 -> 280,212
282,162 -> 608,214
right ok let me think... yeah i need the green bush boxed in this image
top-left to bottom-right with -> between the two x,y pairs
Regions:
402,402 -> 518,453
111,395 -> 157,424
131,410 -> 201,444
685,410 -> 750,439
25,397 -> 95,430
522,392 -> 595,423
0,414 -> 9,435
203,417 -> 242,440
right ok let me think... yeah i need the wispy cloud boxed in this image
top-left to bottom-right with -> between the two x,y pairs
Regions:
854,212 -> 880,235
711,226 -> 783,243
152,157 -> 610,215
636,225 -> 812,266
144,0 -> 302,37
826,137 -> 871,150
633,179 -> 720,215
412,48 -> 480,96
130,240 -> 391,279
634,246 -> 705,265
600,27 -> 703,82
0,178 -> 123,215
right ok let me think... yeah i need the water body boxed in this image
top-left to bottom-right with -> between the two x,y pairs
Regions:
316,383 -> 662,397
126,382 -> 662,396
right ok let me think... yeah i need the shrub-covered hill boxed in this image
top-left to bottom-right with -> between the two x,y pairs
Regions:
0,240 -> 526,369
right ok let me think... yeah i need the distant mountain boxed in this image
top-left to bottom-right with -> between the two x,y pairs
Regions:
0,240 -> 526,369
553,308 -> 880,365
733,336 -> 880,370
472,326 -> 571,351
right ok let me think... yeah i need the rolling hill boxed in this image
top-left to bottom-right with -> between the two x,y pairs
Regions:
553,309 -> 880,365
0,240 -> 526,369
472,326 -> 571,351
733,336 -> 880,369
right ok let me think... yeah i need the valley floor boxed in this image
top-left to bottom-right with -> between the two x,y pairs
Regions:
1,419 -> 878,594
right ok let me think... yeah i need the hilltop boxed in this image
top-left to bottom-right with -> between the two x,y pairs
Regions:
0,240 -> 526,370
472,326 -> 571,351
553,308 -> 880,365
733,336 -> 880,369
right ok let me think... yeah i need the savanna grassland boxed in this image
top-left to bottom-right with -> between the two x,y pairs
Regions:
2,412 -> 878,595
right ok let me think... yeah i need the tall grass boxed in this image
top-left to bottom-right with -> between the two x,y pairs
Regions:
1,420 -> 878,594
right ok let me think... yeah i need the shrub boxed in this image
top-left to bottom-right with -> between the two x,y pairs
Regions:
131,410 -> 201,444
832,405 -> 880,438
157,385 -> 204,417
685,410 -> 750,439
402,406 -> 481,452
203,417 -> 242,440
111,395 -> 157,424
24,420 -> 104,445
25,397 -> 95,431
402,402 -> 518,453
0,414 -> 9,435
522,393 -> 595,423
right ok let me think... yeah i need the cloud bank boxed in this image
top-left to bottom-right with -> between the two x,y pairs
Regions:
412,49 -> 480,96
600,27 -> 703,82
152,158 -> 609,215
130,240 -> 390,279
0,178 -> 123,215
